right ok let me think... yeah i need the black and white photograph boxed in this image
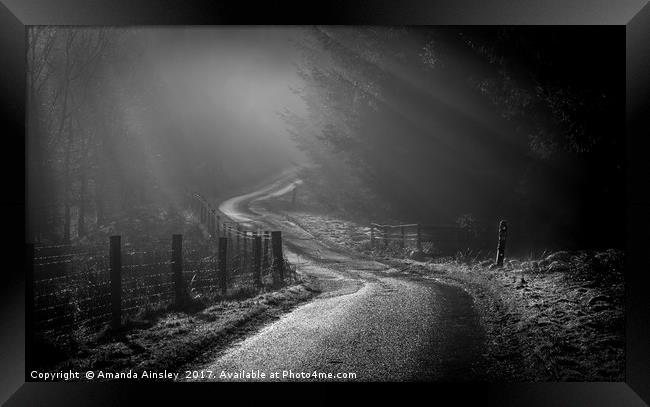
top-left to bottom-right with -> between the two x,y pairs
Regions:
22,25 -> 630,384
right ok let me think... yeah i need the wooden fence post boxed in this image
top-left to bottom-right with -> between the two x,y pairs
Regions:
271,231 -> 284,285
208,207 -> 214,235
218,237 -> 228,292
253,234 -> 262,287
495,220 -> 508,267
172,234 -> 184,307
236,225 -> 241,254
263,231 -> 270,271
416,224 -> 422,252
216,215 -> 221,237
370,225 -> 374,249
25,243 -> 35,374
243,230 -> 248,261
401,226 -> 405,248
110,235 -> 121,330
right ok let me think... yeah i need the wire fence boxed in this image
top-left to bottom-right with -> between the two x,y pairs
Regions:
31,243 -> 112,335
27,192 -> 294,340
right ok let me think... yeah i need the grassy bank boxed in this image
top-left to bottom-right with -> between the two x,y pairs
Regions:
33,280 -> 320,380
271,206 -> 624,382
388,250 -> 624,381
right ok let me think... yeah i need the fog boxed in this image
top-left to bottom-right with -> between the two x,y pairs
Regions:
27,26 -> 623,252
119,27 -> 310,196
139,27 -> 308,171
24,26 -> 627,385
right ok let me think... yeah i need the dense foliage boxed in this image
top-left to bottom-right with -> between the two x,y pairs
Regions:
285,27 -> 623,251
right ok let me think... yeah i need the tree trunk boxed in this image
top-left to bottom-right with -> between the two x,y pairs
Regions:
26,32 -> 50,243
27,75 -> 41,242
95,190 -> 105,227
78,171 -> 86,237
63,123 -> 73,243
63,203 -> 71,243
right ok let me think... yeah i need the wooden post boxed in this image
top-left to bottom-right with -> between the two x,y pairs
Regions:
292,186 -> 297,207
25,243 -> 35,375
243,231 -> 248,257
495,220 -> 508,267
208,206 -> 214,235
401,226 -> 405,248
227,224 -> 232,241
110,235 -> 121,330
370,225 -> 374,249
263,231 -> 270,271
236,225 -> 241,254
383,226 -> 388,248
271,231 -> 284,284
416,224 -> 422,252
216,215 -> 221,237
218,237 -> 228,291
253,234 -> 262,287
172,234 -> 184,307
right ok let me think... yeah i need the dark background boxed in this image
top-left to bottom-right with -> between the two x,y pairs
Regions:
291,26 -> 625,255
1,0 -> 649,406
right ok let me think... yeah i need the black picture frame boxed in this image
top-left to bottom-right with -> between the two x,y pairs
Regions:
1,0 -> 648,405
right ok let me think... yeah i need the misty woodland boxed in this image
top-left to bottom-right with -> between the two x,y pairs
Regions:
26,27 -> 624,382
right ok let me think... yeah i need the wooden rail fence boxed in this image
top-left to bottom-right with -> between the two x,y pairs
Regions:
368,222 -> 474,254
368,220 -> 507,260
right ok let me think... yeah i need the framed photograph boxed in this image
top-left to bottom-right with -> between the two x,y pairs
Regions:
1,0 -> 649,405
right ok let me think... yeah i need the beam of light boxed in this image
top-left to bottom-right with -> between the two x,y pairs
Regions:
317,27 -> 528,154
301,28 -> 536,218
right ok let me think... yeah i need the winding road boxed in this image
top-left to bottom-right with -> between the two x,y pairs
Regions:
190,170 -> 487,381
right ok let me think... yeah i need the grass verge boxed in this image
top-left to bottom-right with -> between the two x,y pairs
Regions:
33,280 -> 320,381
275,208 -> 624,382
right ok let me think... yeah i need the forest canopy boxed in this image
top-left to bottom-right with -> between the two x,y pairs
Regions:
285,27 -> 623,252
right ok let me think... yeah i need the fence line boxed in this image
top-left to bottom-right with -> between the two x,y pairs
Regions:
185,191 -> 278,242
28,230 -> 289,337
368,220 -> 505,258
27,187 -> 292,339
